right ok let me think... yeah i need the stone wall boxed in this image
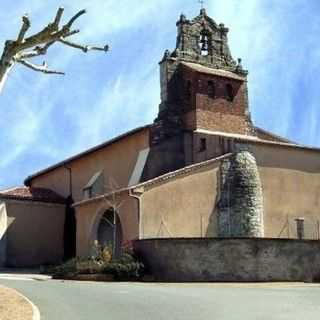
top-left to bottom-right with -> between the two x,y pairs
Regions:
134,238 -> 320,282
217,151 -> 264,237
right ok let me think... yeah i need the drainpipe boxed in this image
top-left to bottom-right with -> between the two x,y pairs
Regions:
63,165 -> 76,259
295,218 -> 305,240
129,187 -> 145,240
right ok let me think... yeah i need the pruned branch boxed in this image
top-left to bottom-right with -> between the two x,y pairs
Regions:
66,9 -> 86,29
17,15 -> 31,43
59,38 -> 109,53
18,41 -> 56,59
64,29 -> 80,38
53,7 -> 64,27
0,7 -> 109,94
17,59 -> 65,75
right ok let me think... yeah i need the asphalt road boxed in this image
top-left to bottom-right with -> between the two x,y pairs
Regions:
1,277 -> 320,320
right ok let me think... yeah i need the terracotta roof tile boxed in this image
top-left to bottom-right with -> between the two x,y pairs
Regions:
0,187 -> 66,204
181,61 -> 245,81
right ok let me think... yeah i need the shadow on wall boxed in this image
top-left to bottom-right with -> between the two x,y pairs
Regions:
0,200 -> 66,268
239,142 -> 320,174
205,170 -> 220,237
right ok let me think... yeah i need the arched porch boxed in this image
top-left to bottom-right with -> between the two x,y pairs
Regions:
74,194 -> 140,259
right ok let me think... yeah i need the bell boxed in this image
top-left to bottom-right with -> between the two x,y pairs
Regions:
201,41 -> 208,51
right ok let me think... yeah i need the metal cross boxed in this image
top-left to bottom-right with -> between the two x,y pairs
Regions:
199,0 -> 205,9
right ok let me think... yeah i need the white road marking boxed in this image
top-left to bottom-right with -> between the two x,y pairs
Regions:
0,273 -> 51,281
0,275 -> 34,281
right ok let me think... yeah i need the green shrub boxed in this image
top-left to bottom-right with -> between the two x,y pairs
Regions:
45,258 -> 78,276
44,245 -> 144,280
102,261 -> 144,280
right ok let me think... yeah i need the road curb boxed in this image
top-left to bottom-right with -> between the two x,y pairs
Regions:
13,288 -> 41,320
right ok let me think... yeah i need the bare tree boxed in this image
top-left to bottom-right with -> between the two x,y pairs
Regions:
0,7 -> 109,93
93,176 -> 124,259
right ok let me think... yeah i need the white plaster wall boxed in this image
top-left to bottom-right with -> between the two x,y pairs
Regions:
0,202 -> 7,267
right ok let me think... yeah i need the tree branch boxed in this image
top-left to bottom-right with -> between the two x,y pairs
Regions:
17,15 -> 31,43
53,7 -> 64,27
66,9 -> 86,28
59,38 -> 109,53
64,29 -> 80,38
18,41 -> 56,59
17,59 -> 65,75
0,7 -> 109,93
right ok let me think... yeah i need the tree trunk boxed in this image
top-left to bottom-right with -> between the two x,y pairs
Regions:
0,63 -> 14,94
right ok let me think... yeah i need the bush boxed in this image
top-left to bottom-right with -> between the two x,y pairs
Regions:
44,245 -> 144,280
103,261 -> 144,280
44,258 -> 78,277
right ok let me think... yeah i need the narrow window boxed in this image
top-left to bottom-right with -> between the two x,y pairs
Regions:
226,84 -> 234,102
199,138 -> 207,152
208,81 -> 215,98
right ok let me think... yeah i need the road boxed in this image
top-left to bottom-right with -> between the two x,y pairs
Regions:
1,276 -> 320,320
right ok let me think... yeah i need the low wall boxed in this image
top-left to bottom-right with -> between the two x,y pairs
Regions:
134,238 -> 320,282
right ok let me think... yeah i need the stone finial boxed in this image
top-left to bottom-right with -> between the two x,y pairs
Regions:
177,13 -> 188,26
180,13 -> 187,22
162,50 -> 171,61
200,8 -> 207,16
236,58 -> 243,70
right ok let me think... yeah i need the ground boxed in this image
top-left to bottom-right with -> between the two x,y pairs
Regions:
1,273 -> 320,320
0,285 -> 33,320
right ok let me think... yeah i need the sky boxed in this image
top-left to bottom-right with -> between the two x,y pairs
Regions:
0,0 -> 320,189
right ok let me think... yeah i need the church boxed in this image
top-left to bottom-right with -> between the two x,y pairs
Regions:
1,9 -> 320,268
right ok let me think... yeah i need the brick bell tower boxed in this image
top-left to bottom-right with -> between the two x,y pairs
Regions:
152,8 -> 255,145
143,9 -> 256,181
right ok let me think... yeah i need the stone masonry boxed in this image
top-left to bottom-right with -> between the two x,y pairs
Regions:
218,151 -> 264,237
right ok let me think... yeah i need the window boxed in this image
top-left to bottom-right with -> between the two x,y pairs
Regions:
199,138 -> 207,152
83,170 -> 104,199
208,81 -> 215,98
226,84 -> 234,102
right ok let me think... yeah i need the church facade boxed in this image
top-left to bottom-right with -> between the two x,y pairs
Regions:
1,9 -> 320,267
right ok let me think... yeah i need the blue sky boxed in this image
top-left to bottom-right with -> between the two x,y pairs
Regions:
0,0 -> 320,189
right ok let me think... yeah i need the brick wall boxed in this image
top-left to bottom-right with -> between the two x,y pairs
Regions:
180,67 -> 254,135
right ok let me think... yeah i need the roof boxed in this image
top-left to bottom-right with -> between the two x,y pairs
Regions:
181,61 -> 246,81
254,126 -> 293,144
0,187 -> 66,204
24,125 -> 151,186
194,129 -> 320,152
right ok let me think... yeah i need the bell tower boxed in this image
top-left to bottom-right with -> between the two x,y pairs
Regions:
152,9 -> 255,146
142,9 -> 256,181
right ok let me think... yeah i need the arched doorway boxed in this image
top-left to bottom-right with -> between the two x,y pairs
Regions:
97,208 -> 122,257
